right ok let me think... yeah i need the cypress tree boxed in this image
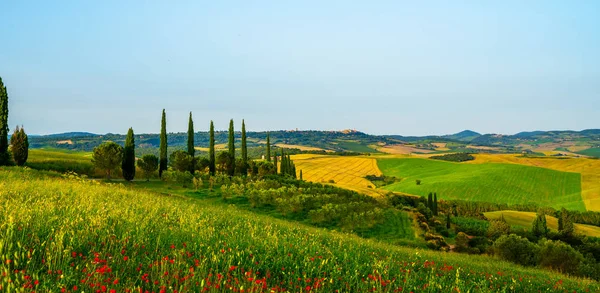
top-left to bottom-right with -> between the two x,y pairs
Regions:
241,119 -> 247,176
273,155 -> 278,174
291,162 -> 297,179
122,127 -> 136,181
187,112 -> 195,157
228,119 -> 235,176
300,170 -> 303,181
209,121 -> 216,175
159,109 -> 167,177
433,193 -> 438,216
287,155 -> 292,176
446,213 -> 451,229
0,77 -> 9,165
10,126 -> 28,166
427,193 -> 433,211
280,149 -> 286,175
266,133 -> 271,162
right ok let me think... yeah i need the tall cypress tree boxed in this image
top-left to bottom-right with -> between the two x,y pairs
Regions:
0,77 -> 9,165
122,128 -> 136,181
159,109 -> 167,177
433,193 -> 438,216
273,155 -> 278,174
299,170 -> 303,181
427,193 -> 433,211
280,149 -> 286,175
241,119 -> 248,176
209,121 -> 216,175
187,112 -> 195,157
227,119 -> 235,176
266,133 -> 271,162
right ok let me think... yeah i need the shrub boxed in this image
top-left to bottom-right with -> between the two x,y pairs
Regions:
537,239 -> 584,273
493,234 -> 538,266
455,232 -> 470,252
487,218 -> 510,240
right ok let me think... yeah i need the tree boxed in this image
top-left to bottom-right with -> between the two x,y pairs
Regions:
299,170 -> 303,181
227,119 -> 235,176
487,217 -> 511,240
433,193 -> 438,216
241,119 -> 248,176
122,128 -> 136,181
187,112 -> 195,157
266,133 -> 271,162
92,141 -> 123,179
169,150 -> 194,172
280,149 -> 286,175
10,126 -> 28,166
558,207 -> 574,236
427,193 -> 433,211
446,213 -> 451,229
532,212 -> 548,238
0,77 -> 9,165
217,151 -> 230,173
137,154 -> 159,181
273,155 -> 278,174
159,109 -> 168,177
209,121 -> 216,175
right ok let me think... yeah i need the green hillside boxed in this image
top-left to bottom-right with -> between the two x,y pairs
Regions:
1,167 -> 597,292
577,147 -> 600,158
378,158 -> 585,211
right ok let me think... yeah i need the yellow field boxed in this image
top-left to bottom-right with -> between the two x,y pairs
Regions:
195,143 -> 227,152
468,154 -> 600,211
375,144 -> 434,154
292,154 -> 384,197
484,210 -> 600,238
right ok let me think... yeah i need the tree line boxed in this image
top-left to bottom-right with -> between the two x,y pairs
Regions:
91,109 -> 301,181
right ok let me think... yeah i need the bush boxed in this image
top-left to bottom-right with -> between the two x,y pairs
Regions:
455,232 -> 471,252
493,234 -> 539,266
487,218 -> 510,240
537,239 -> 584,273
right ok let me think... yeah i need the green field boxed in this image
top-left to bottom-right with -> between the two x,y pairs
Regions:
26,148 -> 96,176
577,147 -> 600,158
1,167 -> 597,292
378,158 -> 585,211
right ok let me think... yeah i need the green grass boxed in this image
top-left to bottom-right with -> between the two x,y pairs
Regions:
577,147 -> 600,158
378,158 -> 585,211
484,210 -> 600,238
335,140 -> 380,153
2,167 -> 598,292
26,148 -> 96,176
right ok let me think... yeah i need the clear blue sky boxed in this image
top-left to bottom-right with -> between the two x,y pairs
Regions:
1,0 -> 599,135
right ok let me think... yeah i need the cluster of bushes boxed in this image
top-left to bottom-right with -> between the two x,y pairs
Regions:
430,152 -> 474,162
493,234 -> 600,279
365,174 -> 398,187
219,178 -> 387,232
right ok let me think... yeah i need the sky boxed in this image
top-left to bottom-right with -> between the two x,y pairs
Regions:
1,1 -> 599,136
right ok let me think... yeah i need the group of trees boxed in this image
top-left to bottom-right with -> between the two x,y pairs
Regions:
0,77 -> 29,167
91,109 -> 296,181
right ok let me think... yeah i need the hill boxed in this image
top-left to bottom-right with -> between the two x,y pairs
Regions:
443,130 -> 481,141
378,158 -> 585,211
1,167 -> 597,292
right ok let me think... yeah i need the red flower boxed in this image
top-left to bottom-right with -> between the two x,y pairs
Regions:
229,265 -> 237,271
123,256 -> 129,261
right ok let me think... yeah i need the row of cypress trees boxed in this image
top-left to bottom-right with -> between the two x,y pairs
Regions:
158,110 -> 252,178
427,192 -> 439,216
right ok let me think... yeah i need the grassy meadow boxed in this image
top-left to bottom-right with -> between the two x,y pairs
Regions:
378,158 -> 585,211
467,154 -> 600,211
1,167 -> 598,292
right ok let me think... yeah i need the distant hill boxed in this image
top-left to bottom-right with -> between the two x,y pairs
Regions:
40,132 -> 97,138
443,130 -> 481,142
